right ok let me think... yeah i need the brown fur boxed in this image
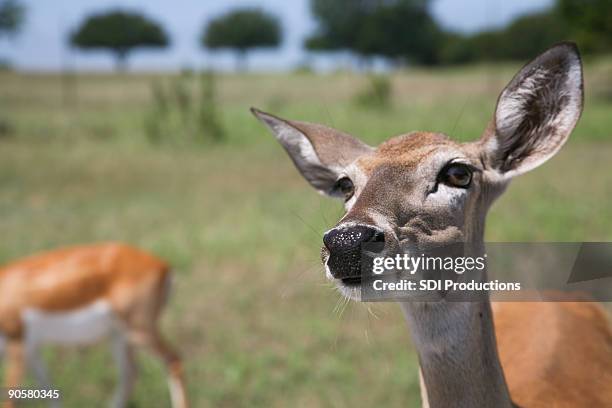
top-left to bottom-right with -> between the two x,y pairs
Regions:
358,132 -> 458,174
494,302 -> 612,407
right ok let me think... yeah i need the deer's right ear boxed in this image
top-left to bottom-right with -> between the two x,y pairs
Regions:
251,108 -> 373,197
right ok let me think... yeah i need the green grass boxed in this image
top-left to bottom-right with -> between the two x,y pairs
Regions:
0,59 -> 611,407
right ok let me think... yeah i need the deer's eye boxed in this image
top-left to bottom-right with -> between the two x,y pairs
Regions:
333,177 -> 354,201
440,163 -> 472,188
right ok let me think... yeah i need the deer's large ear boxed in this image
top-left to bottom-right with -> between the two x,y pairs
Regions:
480,42 -> 583,178
251,108 -> 373,196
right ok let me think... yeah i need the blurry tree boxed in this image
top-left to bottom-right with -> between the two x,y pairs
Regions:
0,0 -> 24,39
202,9 -> 281,71
501,12 -> 569,60
440,11 -> 569,64
306,0 -> 442,66
437,32 -> 482,65
557,0 -> 612,54
71,10 -> 169,71
305,0 -> 363,51
0,0 -> 24,133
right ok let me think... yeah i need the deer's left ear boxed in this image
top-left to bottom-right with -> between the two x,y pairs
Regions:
480,42 -> 583,178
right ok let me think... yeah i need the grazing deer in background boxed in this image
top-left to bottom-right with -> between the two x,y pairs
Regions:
0,243 -> 188,408
253,43 -> 612,407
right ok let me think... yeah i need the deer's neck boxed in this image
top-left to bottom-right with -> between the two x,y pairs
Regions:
400,297 -> 512,408
397,225 -> 513,407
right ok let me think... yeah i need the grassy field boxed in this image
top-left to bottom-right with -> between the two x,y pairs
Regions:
0,59 -> 611,407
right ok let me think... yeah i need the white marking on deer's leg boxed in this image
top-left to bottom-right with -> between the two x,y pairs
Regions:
168,375 -> 187,408
152,335 -> 186,408
130,329 -> 187,408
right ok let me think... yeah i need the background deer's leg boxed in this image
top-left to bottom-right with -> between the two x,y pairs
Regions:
110,328 -> 137,408
3,339 -> 25,408
24,335 -> 60,408
131,327 -> 187,408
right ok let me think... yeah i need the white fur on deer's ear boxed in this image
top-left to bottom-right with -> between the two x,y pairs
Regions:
481,42 -> 583,178
251,108 -> 373,196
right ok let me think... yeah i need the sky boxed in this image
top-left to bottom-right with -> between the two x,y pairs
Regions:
0,0 -> 553,72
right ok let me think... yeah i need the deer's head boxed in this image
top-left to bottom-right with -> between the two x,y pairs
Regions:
253,43 -> 583,300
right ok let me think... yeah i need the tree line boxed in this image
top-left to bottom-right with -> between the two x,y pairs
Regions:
1,0 -> 611,71
306,0 -> 611,66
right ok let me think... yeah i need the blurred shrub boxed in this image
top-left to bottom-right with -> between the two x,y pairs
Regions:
265,94 -> 289,113
85,122 -> 116,141
180,66 -> 195,76
144,81 -> 168,144
354,75 -> 392,109
197,71 -> 224,143
292,62 -> 314,75
172,74 -> 191,119
0,117 -> 14,138
0,58 -> 11,70
593,65 -> 612,103
144,71 -> 224,145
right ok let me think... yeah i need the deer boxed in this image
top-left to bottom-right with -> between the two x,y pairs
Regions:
0,242 -> 188,408
252,42 -> 612,407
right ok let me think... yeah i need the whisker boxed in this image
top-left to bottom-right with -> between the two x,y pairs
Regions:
332,294 -> 345,316
280,263 -> 323,298
318,198 -> 331,230
289,209 -> 323,238
338,293 -> 351,320
451,97 -> 470,135
366,304 -> 380,320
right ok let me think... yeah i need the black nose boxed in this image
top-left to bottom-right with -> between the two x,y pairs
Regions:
323,225 -> 385,282
323,225 -> 384,253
